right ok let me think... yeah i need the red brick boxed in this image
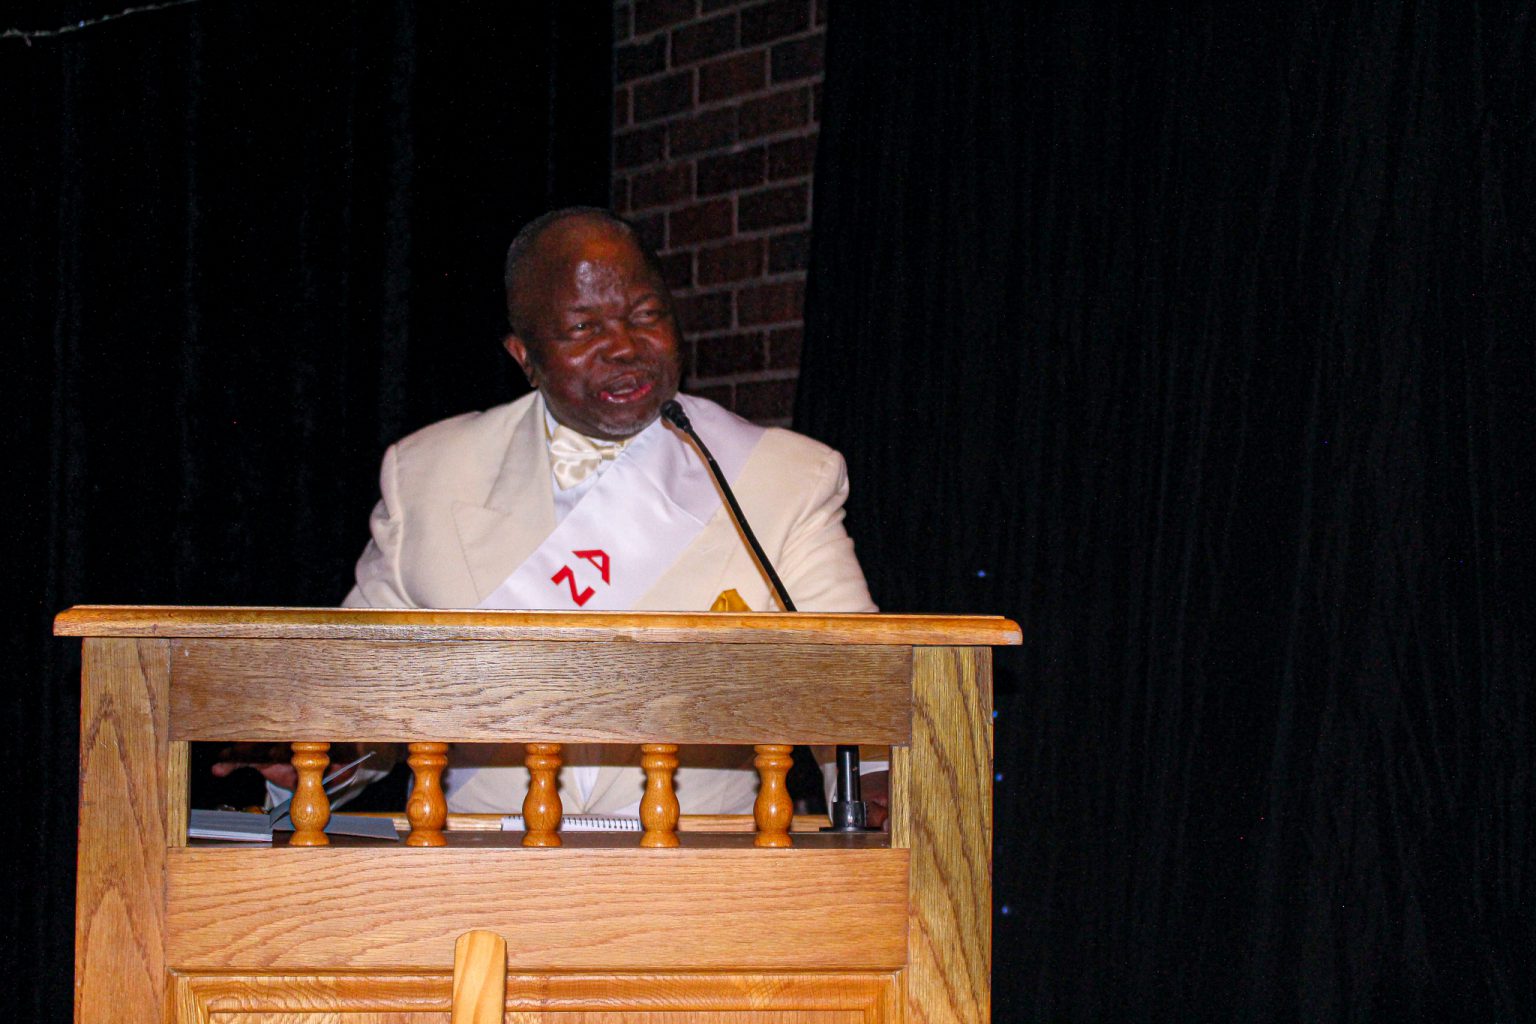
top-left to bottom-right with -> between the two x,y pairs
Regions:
635,0 -> 697,35
697,239 -> 764,285
614,87 -> 631,128
615,125 -> 666,169
767,326 -> 802,369
737,279 -> 804,324
771,33 -> 823,82
668,198 -> 734,245
767,133 -> 817,179
699,51 -> 767,103
671,12 -> 738,64
812,82 -> 822,121
815,0 -> 826,25
702,0 -> 746,11
740,0 -> 809,46
736,377 -> 798,421
612,177 -> 631,213
657,251 -> 694,291
767,229 -> 810,272
630,212 -> 666,253
634,70 -> 695,122
738,182 -> 808,232
694,331 -> 765,377
739,87 -> 810,139
696,146 -> 766,195
630,162 -> 694,209
669,107 -> 738,155
616,4 -> 634,40
674,289 -> 735,332
617,34 -> 667,82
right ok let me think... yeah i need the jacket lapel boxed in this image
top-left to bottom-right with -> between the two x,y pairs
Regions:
452,396 -> 557,604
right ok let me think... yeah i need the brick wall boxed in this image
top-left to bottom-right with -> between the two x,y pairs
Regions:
613,0 -> 826,425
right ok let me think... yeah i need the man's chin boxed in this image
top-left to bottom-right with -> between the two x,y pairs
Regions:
585,397 -> 669,441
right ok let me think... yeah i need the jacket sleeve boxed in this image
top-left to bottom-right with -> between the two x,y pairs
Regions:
777,447 -> 878,614
342,444 -> 413,609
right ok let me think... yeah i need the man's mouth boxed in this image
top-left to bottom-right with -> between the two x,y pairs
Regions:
598,378 -> 655,404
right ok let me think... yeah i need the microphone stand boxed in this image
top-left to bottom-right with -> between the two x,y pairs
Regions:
661,400 -> 877,833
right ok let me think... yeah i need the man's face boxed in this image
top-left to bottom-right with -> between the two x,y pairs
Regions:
504,222 -> 682,441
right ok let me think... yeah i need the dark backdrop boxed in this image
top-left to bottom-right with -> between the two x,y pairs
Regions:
7,0 -> 1534,1021
1,2 -> 610,1018
799,0 -> 1533,1020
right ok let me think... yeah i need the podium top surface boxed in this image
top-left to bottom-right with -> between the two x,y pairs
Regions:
54,605 -> 1022,647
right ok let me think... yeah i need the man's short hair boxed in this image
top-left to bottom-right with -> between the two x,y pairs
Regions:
503,207 -> 657,337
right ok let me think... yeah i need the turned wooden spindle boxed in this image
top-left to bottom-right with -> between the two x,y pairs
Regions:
522,743 -> 563,847
288,741 -> 331,846
753,744 -> 795,848
639,743 -> 681,848
405,741 -> 449,847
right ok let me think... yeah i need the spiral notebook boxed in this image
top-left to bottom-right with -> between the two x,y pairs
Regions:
500,814 -> 642,832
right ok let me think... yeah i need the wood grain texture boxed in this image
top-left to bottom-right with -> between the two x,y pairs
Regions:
639,744 -> 680,848
406,743 -> 449,847
168,740 -> 190,848
175,971 -> 897,1022
891,647 -> 993,1024
752,745 -> 794,848
56,605 -> 1022,647
75,638 -> 172,1024
451,931 -> 506,1024
521,744 -> 563,848
165,847 -> 909,971
288,742 -> 331,846
167,639 -> 912,744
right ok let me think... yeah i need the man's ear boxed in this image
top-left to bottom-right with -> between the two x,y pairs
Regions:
503,333 -> 537,387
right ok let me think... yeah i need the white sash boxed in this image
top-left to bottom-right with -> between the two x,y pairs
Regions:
475,395 -> 764,610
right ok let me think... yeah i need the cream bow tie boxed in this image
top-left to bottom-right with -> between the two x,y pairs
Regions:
548,422 -> 629,490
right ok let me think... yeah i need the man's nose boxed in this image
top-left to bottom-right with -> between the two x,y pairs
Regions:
603,320 -> 640,360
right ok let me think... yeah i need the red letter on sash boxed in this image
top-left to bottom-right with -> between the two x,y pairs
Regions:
574,548 -> 611,584
551,565 -> 595,606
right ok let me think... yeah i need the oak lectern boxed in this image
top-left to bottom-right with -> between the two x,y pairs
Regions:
56,606 -> 1020,1024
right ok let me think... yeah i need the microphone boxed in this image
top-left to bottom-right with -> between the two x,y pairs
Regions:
661,399 -> 796,612
661,398 -> 877,832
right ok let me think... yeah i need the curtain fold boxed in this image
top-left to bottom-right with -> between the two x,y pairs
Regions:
799,0 -> 1533,1019
1,3 -> 611,1018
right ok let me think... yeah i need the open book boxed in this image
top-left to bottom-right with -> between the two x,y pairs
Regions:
188,752 -> 399,842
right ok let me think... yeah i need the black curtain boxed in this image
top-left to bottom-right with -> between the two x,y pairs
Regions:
800,1 -> 1532,1020
0,2 -> 610,1018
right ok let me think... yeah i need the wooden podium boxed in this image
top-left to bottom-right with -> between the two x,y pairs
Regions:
56,606 -> 1020,1024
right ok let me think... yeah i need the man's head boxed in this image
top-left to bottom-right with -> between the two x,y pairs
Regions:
503,208 -> 682,441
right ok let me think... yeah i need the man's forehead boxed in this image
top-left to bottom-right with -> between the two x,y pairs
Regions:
534,226 -> 659,292
532,217 -> 639,267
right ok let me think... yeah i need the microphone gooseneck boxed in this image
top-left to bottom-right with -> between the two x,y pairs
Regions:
663,399 -> 877,832
661,399 -> 796,613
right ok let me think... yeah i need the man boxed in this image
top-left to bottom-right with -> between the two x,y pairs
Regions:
338,207 -> 878,816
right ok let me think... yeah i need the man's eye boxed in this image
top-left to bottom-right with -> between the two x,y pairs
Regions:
568,321 -> 596,334
631,308 -> 661,324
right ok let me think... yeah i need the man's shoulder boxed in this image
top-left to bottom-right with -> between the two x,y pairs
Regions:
382,392 -> 539,498
677,392 -> 841,469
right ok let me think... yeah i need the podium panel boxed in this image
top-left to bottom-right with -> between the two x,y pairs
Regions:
59,608 -> 1020,1024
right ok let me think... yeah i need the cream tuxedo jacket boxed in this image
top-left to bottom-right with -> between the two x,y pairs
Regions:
342,391 -> 876,814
